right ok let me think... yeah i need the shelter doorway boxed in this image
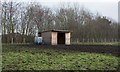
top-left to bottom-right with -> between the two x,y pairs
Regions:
57,32 -> 65,44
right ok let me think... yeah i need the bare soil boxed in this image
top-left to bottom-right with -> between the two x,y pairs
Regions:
17,44 -> 120,57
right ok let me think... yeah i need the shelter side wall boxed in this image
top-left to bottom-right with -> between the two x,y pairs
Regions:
65,32 -> 70,45
51,32 -> 57,45
41,32 -> 51,44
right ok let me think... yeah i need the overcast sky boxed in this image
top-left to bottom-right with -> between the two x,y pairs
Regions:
41,2 -> 118,22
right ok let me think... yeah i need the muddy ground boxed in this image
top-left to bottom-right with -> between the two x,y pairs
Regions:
17,44 -> 120,57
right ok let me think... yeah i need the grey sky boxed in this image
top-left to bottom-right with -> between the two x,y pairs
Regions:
40,2 -> 118,22
80,2 -> 118,22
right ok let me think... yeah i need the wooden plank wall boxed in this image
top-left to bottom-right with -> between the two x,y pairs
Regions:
41,32 -> 51,44
65,32 -> 70,45
51,32 -> 57,45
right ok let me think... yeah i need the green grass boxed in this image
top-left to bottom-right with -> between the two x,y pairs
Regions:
71,42 -> 120,45
2,44 -> 120,70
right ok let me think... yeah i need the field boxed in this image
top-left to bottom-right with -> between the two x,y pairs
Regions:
2,43 -> 120,71
71,42 -> 120,45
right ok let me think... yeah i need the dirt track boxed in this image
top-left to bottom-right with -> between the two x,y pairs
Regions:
17,44 -> 120,57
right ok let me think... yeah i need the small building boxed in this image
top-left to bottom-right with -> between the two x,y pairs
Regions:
38,30 -> 71,45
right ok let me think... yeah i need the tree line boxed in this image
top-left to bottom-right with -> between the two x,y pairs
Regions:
0,1 -> 119,43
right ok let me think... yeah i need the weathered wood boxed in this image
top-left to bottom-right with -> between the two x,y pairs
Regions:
23,38 -> 25,43
92,38 -> 94,42
83,38 -> 85,42
87,39 -> 89,42
51,32 -> 57,45
40,30 -> 71,45
41,32 -> 51,44
11,38 -> 13,44
65,32 -> 70,45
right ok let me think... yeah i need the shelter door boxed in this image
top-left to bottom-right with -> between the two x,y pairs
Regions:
57,33 -> 65,44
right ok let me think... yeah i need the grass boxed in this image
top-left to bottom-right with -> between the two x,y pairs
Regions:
2,44 -> 120,70
71,42 -> 120,45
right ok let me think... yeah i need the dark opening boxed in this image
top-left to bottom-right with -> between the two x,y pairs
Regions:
38,32 -> 41,37
57,32 -> 65,44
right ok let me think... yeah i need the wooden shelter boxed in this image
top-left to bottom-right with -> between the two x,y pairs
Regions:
38,30 -> 71,45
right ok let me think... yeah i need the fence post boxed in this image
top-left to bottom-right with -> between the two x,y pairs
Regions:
23,38 -> 25,43
109,39 -> 111,42
11,38 -> 13,44
83,38 -> 84,42
87,39 -> 89,42
92,38 -> 94,42
115,38 -> 117,42
112,38 -> 114,42
96,39 -> 98,42
104,38 -> 106,42
101,39 -> 103,42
